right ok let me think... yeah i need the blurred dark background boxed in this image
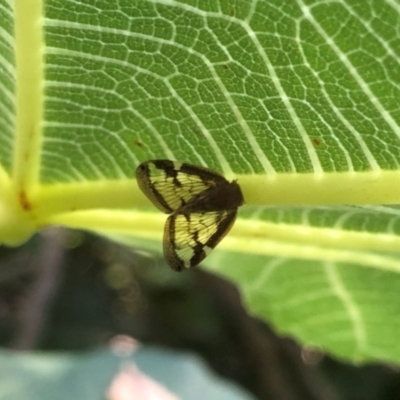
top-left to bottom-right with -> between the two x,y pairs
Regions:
1,228 -> 400,400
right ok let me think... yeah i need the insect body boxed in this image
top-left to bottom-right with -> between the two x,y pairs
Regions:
136,160 -> 244,271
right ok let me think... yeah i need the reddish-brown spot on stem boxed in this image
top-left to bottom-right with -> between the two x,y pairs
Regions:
19,190 -> 32,211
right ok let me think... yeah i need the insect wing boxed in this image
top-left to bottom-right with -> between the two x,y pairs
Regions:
136,160 -> 227,213
164,210 -> 237,271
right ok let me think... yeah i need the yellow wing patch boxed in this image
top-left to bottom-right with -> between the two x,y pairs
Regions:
136,160 -> 226,213
164,211 -> 237,271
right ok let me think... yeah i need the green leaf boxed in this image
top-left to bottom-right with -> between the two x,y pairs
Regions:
1,0 -> 400,365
